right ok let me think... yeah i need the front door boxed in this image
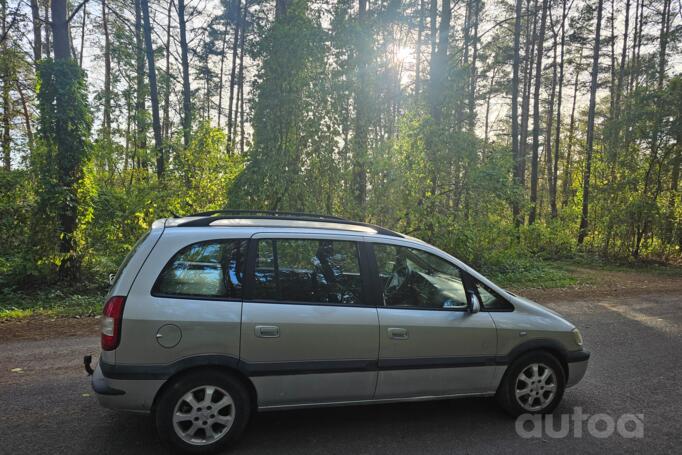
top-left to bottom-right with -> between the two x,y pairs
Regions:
240,233 -> 379,408
370,241 -> 498,399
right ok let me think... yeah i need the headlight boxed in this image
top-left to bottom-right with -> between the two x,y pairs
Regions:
572,328 -> 583,346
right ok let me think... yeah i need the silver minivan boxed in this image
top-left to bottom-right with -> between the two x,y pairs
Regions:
89,211 -> 589,453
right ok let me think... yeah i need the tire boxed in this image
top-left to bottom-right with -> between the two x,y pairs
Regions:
155,370 -> 251,454
496,351 -> 566,417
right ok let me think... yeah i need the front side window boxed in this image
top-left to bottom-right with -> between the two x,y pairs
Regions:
252,239 -> 363,305
374,243 -> 468,309
153,240 -> 247,299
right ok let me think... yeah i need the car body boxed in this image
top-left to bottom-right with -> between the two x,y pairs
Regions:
90,211 -> 589,452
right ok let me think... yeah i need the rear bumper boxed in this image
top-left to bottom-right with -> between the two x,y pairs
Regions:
91,361 -> 164,413
566,350 -> 590,388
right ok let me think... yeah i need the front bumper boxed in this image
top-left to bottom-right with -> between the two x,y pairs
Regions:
566,350 -> 590,387
91,361 -> 164,413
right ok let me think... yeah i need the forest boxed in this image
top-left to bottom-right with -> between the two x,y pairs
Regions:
0,0 -> 681,299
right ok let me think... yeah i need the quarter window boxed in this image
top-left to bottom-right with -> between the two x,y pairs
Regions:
373,244 -> 468,309
252,239 -> 364,305
153,240 -> 247,299
476,281 -> 513,311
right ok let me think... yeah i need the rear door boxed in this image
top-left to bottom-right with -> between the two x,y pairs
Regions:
370,240 -> 498,399
240,233 -> 379,408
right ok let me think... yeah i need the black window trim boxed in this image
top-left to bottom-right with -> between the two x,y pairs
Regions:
243,236 -> 373,308
150,238 -> 249,302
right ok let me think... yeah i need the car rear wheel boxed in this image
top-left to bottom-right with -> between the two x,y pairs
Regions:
496,351 -> 566,417
155,370 -> 251,453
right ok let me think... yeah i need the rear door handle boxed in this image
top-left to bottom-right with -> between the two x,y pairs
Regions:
388,327 -> 408,340
255,325 -> 280,338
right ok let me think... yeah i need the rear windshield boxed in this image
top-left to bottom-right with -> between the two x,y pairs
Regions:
111,231 -> 150,289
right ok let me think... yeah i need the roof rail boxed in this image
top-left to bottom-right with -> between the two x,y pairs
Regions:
186,209 -> 345,221
176,210 -> 403,238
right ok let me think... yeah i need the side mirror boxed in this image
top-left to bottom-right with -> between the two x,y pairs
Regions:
467,290 -> 481,314
108,273 -> 116,286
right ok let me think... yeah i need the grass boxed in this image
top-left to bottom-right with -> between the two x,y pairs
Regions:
0,289 -> 105,320
488,261 -> 585,290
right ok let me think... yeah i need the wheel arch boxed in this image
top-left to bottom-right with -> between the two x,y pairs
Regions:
151,362 -> 258,414
497,338 -> 570,388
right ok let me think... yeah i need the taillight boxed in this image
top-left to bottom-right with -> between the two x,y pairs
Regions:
101,296 -> 126,351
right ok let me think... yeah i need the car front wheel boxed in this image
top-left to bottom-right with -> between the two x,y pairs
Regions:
496,351 -> 566,417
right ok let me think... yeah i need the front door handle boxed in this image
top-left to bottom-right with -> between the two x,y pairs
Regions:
255,325 -> 280,338
388,327 -> 408,340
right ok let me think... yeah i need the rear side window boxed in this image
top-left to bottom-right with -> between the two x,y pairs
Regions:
251,239 -> 364,305
153,240 -> 247,299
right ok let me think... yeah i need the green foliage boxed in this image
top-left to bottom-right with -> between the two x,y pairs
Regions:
230,0 -> 336,211
80,123 -> 243,282
32,59 -> 93,280
0,288 -> 104,319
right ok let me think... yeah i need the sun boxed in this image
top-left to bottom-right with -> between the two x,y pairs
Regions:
395,46 -> 412,64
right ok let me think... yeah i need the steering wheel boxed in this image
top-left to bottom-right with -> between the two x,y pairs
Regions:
383,262 -> 411,304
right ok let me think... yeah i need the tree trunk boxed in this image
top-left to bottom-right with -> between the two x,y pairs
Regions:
16,80 -> 34,155
178,0 -> 192,148
101,0 -> 112,146
227,0 -> 240,149
141,0 -> 163,178
630,0 -> 644,90
217,20 -> 228,128
528,0 -> 548,225
1,78 -> 9,170
1,0 -> 9,170
665,147 -> 681,246
429,0 -> 437,74
562,51 -> 581,208
545,23 -> 558,220
484,67 -> 496,144
614,0 -> 630,118
353,0 -> 370,214
134,0 -> 147,169
276,0 -> 291,19
44,2 -> 51,58
162,0 -> 172,143
608,0 -> 615,118
511,0 -> 523,225
467,0 -> 480,133
78,3 -> 86,67
429,0 -> 450,123
577,0 -> 603,245
52,0 -> 69,59
30,0 -> 42,63
47,0 -> 91,281
519,0 -> 538,203
551,0 -> 568,218
415,0 -> 425,97
238,1 -> 246,155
